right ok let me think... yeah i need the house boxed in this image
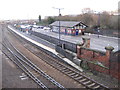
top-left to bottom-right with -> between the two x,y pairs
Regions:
50,21 -> 88,36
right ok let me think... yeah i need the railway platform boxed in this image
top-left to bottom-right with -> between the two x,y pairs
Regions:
8,25 -> 83,72
33,28 -> 119,52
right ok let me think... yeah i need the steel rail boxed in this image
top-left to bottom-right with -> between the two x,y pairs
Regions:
7,26 -> 110,89
2,42 -> 48,89
29,47 -> 110,89
3,37 -> 66,89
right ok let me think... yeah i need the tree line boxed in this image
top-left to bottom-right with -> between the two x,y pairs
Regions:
38,9 -> 119,30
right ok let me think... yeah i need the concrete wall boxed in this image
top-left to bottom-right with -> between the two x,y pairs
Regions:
55,45 -> 75,61
32,31 -> 77,53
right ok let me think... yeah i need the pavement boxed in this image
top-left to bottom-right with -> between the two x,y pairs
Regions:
33,29 -> 119,52
10,26 -> 119,52
8,25 -> 119,52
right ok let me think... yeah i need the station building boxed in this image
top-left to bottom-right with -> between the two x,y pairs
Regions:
50,21 -> 88,36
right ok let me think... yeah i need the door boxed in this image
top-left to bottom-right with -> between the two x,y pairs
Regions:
76,29 -> 79,35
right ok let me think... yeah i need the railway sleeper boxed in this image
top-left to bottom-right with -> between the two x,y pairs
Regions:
68,73 -> 76,76
80,79 -> 90,84
83,81 -> 91,85
61,69 -> 69,72
56,64 -> 63,68
65,71 -> 73,74
74,76 -> 83,80
87,83 -> 96,88
79,78 -> 87,82
57,66 -> 65,70
71,74 -> 79,78
62,68 -> 68,70
92,85 -> 101,89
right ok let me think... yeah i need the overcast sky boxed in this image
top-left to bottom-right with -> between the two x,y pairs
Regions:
0,0 -> 119,20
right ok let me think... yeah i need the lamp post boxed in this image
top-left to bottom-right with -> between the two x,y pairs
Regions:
94,11 -> 101,38
97,12 -> 100,38
53,7 -> 64,45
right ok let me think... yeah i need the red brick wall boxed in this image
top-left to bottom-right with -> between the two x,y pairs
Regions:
77,47 -> 120,80
110,62 -> 120,80
78,48 -> 109,67
88,63 -> 109,74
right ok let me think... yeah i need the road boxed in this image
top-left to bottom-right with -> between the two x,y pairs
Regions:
34,29 -> 119,52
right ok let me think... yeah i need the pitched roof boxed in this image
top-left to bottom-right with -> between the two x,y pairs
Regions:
50,21 -> 86,27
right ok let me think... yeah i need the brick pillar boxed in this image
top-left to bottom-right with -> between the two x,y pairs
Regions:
105,46 -> 114,74
77,45 -> 81,58
105,46 -> 114,60
82,37 -> 90,48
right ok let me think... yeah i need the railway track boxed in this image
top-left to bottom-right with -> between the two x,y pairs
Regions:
25,43 -> 110,89
7,26 -> 110,89
2,37 -> 66,89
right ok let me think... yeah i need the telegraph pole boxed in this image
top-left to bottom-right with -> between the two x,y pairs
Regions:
53,7 -> 64,45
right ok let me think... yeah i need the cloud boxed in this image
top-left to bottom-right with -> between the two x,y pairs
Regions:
0,0 -> 119,20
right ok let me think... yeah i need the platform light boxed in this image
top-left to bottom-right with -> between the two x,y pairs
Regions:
52,7 -> 64,45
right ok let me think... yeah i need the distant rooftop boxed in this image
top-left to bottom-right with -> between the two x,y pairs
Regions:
50,21 -> 87,27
